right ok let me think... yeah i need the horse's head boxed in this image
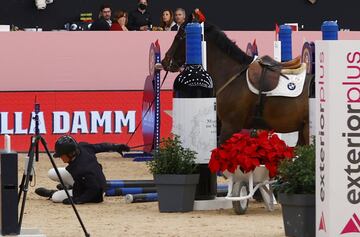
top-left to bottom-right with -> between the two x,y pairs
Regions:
162,9 -> 207,72
161,25 -> 186,72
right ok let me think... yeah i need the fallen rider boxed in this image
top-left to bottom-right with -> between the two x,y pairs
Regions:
35,135 -> 130,204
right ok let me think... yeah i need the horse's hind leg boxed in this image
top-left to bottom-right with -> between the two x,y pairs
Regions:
297,121 -> 309,145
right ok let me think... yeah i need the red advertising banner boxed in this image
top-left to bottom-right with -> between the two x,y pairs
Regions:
0,91 -> 172,152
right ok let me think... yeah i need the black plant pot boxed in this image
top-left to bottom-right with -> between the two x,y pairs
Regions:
278,193 -> 315,237
154,174 -> 199,212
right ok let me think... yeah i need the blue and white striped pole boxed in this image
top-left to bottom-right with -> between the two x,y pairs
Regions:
125,193 -> 158,203
106,180 -> 155,189
105,187 -> 156,196
124,186 -> 229,203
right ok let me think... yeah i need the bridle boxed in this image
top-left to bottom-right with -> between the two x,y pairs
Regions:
164,26 -> 186,71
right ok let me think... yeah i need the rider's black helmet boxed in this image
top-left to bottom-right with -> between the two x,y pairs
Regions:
53,135 -> 79,158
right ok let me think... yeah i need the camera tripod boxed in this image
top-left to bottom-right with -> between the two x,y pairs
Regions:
17,102 -> 90,237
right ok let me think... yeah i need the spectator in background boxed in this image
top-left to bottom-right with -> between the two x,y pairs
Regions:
90,4 -> 112,31
171,8 -> 186,31
127,0 -> 152,31
110,10 -> 129,31
160,9 -> 176,31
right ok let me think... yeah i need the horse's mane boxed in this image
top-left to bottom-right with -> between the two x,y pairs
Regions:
204,23 -> 254,65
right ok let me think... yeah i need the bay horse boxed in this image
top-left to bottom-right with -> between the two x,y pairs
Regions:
162,23 -> 312,145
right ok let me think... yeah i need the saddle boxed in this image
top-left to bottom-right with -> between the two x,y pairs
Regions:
246,55 -> 303,129
248,55 -> 302,92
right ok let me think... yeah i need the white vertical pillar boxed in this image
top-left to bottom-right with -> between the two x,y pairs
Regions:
316,40 -> 360,236
201,22 -> 207,70
274,41 -> 281,62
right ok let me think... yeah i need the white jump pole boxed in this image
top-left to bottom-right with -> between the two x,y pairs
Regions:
4,134 -> 11,153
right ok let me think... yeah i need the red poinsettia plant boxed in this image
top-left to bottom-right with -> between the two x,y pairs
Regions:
209,130 -> 294,178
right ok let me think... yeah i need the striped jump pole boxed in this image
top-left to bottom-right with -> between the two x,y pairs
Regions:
105,187 -> 157,196
217,184 -> 228,189
105,181 -> 227,197
125,193 -> 158,204
107,181 -> 225,189
124,187 -> 229,203
216,184 -> 228,197
106,180 -> 155,189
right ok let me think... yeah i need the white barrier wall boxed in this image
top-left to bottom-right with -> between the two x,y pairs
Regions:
316,41 -> 360,236
1,31 -> 359,92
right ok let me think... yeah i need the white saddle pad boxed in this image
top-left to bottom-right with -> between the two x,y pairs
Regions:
246,67 -> 307,97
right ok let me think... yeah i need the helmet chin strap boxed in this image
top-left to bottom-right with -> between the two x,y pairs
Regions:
67,149 -> 79,160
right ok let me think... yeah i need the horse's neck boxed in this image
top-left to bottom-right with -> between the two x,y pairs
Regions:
207,42 -> 248,91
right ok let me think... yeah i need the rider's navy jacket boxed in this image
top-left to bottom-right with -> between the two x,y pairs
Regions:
65,142 -> 118,203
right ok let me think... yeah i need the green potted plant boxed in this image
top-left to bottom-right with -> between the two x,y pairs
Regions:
276,142 -> 315,237
147,135 -> 199,212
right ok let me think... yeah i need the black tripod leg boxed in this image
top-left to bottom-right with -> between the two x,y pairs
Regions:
18,136 -> 37,230
18,174 -> 25,204
35,141 -> 39,162
39,137 -> 90,237
18,137 -> 35,203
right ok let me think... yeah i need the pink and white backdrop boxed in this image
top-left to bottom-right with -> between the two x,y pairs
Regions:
0,31 -> 359,151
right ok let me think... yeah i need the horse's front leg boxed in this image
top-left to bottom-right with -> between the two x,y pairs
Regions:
219,122 -> 238,145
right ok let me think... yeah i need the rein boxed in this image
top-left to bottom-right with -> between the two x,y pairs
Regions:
215,65 -> 249,96
129,142 -> 163,150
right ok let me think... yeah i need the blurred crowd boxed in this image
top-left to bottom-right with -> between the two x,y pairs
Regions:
90,1 -> 186,31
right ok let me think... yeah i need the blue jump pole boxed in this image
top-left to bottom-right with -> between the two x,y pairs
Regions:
217,184 -> 228,189
106,180 -> 155,189
125,193 -> 158,203
217,184 -> 228,197
105,187 -> 157,196
124,187 -> 229,203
